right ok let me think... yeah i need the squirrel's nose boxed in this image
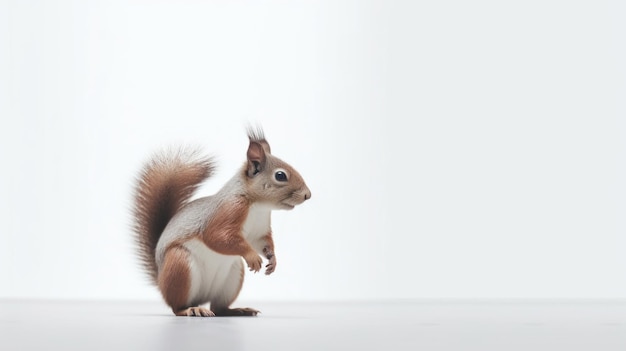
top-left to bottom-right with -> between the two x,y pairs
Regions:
304,189 -> 311,201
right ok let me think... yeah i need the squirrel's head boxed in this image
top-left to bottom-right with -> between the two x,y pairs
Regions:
243,126 -> 311,210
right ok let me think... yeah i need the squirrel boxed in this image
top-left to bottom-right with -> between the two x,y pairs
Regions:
131,127 -> 311,317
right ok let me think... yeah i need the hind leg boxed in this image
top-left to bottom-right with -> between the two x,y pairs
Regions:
158,245 -> 214,317
211,259 -> 259,316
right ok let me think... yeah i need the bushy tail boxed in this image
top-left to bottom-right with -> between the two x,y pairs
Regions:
132,148 -> 215,284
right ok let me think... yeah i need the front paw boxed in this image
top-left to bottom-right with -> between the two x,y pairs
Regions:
245,253 -> 263,273
265,255 -> 277,275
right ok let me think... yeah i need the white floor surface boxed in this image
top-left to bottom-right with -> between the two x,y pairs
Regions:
1,300 -> 625,351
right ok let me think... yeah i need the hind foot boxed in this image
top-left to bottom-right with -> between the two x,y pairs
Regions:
175,307 -> 215,317
213,307 -> 260,317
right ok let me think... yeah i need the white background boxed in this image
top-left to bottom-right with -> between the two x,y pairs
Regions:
1,0 -> 625,301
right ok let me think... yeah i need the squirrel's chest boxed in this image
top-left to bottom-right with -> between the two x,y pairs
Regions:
241,203 -> 272,240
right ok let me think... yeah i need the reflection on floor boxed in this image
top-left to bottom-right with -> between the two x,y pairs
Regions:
1,300 -> 625,351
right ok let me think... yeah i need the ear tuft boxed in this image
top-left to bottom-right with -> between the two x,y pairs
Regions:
247,124 -> 266,143
246,124 -> 271,154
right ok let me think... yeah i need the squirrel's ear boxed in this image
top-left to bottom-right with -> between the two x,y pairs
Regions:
246,141 -> 266,177
259,141 -> 271,155
247,124 -> 271,154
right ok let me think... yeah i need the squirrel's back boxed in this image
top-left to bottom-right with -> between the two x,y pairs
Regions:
131,148 -> 215,284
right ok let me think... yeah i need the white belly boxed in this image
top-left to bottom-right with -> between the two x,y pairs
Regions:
181,203 -> 272,307
183,238 -> 240,306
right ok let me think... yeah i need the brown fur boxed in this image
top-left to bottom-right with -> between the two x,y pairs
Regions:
158,246 -> 192,313
262,233 -> 277,275
132,148 -> 215,284
261,233 -> 275,257
201,197 -> 251,255
201,197 -> 263,272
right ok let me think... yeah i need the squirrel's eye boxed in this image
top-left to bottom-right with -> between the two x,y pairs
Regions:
275,171 -> 288,182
